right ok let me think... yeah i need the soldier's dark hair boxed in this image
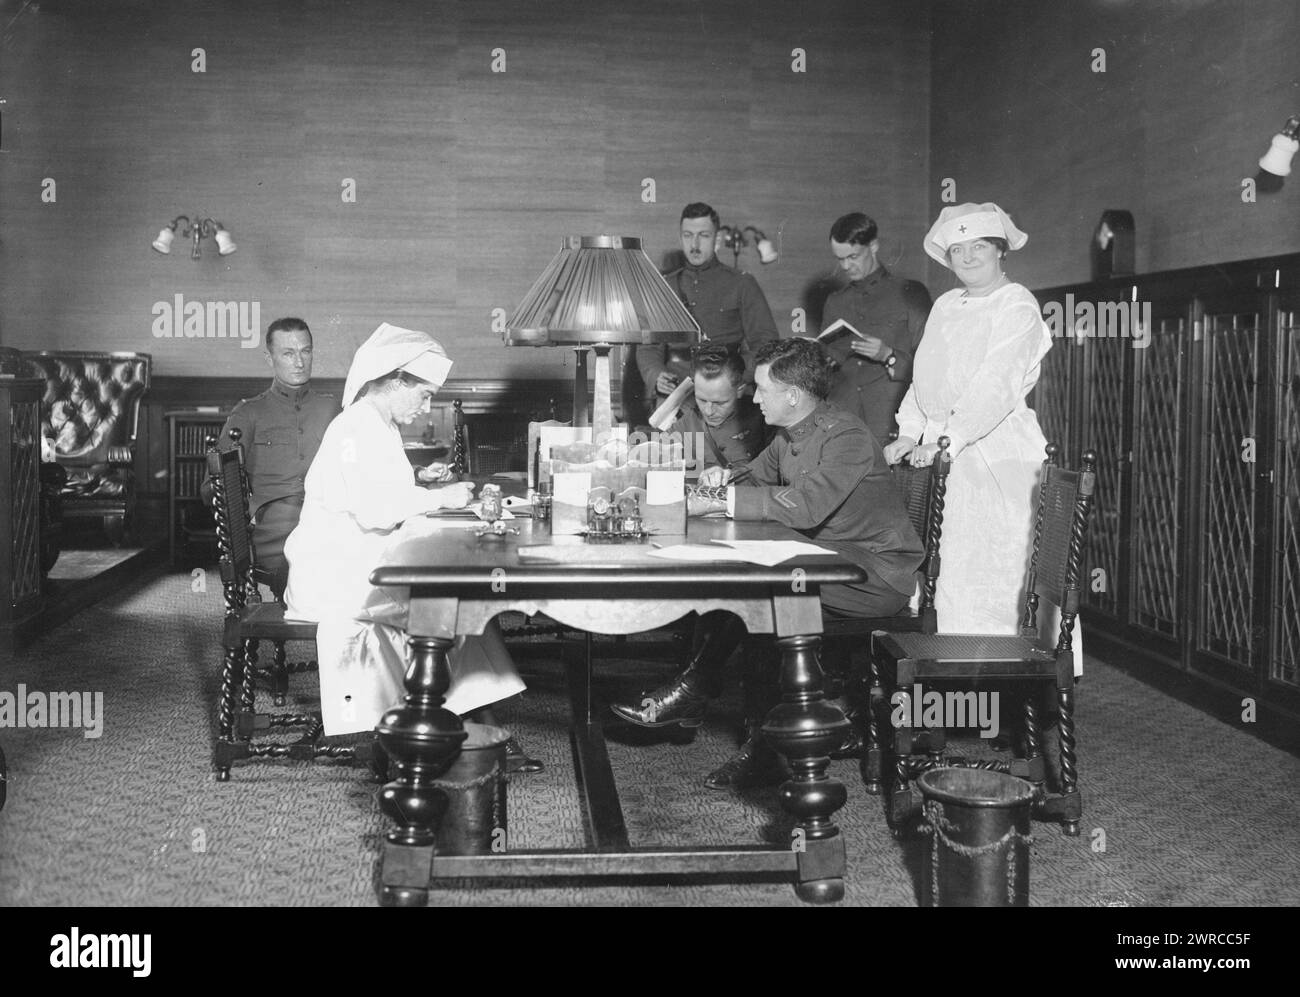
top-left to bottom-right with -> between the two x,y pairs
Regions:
692,343 -> 744,388
754,338 -> 833,401
681,202 -> 721,230
266,317 -> 311,351
829,212 -> 877,246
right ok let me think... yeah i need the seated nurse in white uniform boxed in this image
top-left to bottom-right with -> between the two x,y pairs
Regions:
284,321 -> 543,773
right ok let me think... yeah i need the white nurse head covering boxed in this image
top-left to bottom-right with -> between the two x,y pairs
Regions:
924,202 -> 1028,268
342,322 -> 454,408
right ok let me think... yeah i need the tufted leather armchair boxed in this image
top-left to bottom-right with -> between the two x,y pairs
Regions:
22,351 -> 151,545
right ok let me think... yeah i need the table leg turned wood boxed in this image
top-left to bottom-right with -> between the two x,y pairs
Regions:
376,634 -> 467,907
763,633 -> 851,903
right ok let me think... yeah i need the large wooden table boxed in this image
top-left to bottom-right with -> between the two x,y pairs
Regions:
369,516 -> 865,905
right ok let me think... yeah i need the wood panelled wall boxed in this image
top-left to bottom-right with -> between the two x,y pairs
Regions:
0,0 -> 933,380
927,0 -> 1300,294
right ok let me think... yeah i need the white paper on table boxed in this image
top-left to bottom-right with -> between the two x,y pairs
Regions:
408,515 -> 490,532
646,469 -> 684,505
646,544 -> 752,563
709,539 -> 836,566
503,495 -> 532,509
552,471 -> 591,507
645,541 -> 834,566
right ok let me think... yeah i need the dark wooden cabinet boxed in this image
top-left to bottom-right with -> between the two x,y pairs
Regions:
1032,253 -> 1300,729
1,377 -> 45,650
167,409 -> 229,567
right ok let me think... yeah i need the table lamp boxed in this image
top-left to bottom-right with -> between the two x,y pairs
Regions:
504,235 -> 699,438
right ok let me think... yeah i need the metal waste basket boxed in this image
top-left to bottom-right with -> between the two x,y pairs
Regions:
431,722 -> 509,855
918,767 -> 1035,907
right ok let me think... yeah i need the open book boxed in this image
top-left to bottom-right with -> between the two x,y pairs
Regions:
816,318 -> 868,342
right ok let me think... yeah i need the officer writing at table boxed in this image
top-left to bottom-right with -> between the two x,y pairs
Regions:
611,338 -> 924,786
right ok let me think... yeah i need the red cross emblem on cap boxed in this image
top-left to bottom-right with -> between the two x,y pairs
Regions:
958,224 -> 967,234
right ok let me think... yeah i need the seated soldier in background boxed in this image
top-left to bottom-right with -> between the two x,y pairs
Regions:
217,317 -> 338,598
612,338 -> 925,787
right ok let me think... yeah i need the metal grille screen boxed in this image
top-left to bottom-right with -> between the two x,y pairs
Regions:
1273,314 -> 1300,687
1130,317 -> 1184,637
1084,340 -> 1124,616
1036,340 -> 1073,465
1198,312 -> 1258,668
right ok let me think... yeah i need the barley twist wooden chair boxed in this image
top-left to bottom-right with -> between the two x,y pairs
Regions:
869,443 -> 1097,835
207,433 -> 383,780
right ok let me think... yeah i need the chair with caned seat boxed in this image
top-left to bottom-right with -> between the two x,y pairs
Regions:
869,443 -> 1097,835
207,433 -> 382,781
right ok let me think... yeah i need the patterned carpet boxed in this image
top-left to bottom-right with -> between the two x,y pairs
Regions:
1,567 -> 1297,907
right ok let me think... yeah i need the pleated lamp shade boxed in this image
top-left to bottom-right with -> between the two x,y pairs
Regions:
505,236 -> 700,345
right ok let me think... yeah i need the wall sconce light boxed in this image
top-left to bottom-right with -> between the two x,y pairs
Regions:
1258,115 -> 1300,178
715,225 -> 778,267
1091,209 -> 1135,280
151,215 -> 237,259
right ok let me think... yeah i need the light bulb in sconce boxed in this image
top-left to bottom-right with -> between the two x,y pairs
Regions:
749,228 -> 779,264
1259,115 -> 1300,177
151,215 -> 237,259
214,225 -> 237,255
151,226 -> 176,254
715,224 -> 778,265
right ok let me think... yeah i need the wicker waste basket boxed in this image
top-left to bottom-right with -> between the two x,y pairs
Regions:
918,767 -> 1035,907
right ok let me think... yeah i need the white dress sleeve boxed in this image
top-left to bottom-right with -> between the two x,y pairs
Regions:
336,408 -> 439,531
895,382 -> 924,443
940,300 -> 1048,458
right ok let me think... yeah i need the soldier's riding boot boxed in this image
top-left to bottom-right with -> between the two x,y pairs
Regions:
821,637 -> 866,760
704,718 -> 792,789
705,641 -> 785,789
610,612 -> 747,728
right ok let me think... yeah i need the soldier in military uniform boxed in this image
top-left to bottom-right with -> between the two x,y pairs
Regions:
612,338 -> 924,786
218,317 -> 338,598
672,343 -> 770,475
634,202 -> 779,416
822,212 -> 933,443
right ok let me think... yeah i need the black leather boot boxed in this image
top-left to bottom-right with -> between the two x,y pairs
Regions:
608,664 -> 715,727
609,612 -> 746,728
826,696 -> 866,760
504,736 -> 545,774
704,721 -> 791,789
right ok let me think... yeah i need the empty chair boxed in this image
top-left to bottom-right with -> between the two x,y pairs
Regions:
869,444 -> 1097,835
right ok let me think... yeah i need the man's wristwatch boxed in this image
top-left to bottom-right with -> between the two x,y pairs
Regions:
884,351 -> 898,377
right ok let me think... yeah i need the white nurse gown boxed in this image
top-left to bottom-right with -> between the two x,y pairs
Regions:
283,402 -> 525,736
896,282 -> 1083,674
